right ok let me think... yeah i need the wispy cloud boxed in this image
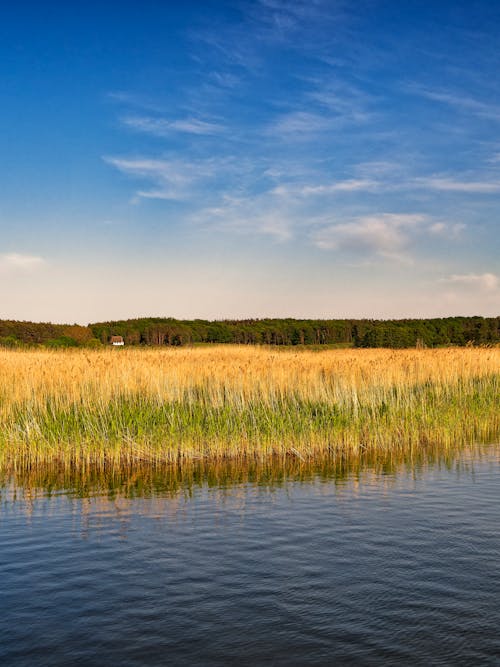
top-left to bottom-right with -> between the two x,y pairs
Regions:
102,3 -> 494,296
266,77 -> 372,141
265,111 -> 334,138
208,71 -> 240,89
272,178 -> 380,197
227,0 -> 348,53
408,86 -> 500,121
415,176 -> 500,193
0,253 -> 46,272
122,115 -> 224,136
103,157 -> 190,200
191,193 -> 296,241
107,91 -> 166,113
487,152 -> 500,164
102,156 -> 220,201
306,78 -> 373,123
442,272 -> 499,291
279,173 -> 500,196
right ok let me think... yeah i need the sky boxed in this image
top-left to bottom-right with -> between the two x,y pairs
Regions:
1,0 -> 500,323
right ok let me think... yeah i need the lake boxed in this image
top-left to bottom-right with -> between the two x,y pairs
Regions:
1,446 -> 500,666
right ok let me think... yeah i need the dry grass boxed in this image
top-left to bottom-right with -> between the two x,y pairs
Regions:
0,345 -> 498,467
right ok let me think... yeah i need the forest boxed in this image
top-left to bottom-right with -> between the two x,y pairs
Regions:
1,316 -> 499,349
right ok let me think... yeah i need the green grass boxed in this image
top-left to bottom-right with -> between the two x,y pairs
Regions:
2,374 -> 498,467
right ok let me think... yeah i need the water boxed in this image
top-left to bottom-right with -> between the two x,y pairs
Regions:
1,447 -> 500,666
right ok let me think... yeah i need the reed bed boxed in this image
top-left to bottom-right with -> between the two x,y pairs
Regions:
0,346 -> 498,467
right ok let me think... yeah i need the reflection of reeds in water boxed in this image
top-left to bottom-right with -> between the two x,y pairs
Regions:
0,346 -> 498,467
2,443 -> 498,504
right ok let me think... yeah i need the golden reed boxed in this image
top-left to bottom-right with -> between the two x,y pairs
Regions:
0,346 -> 498,467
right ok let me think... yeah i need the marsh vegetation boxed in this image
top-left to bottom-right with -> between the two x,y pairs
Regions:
0,346 -> 498,468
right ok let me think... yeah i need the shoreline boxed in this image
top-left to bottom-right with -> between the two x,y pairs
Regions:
3,441 -> 499,497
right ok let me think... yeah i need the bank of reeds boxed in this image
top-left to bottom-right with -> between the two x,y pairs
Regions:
0,346 -> 498,467
4,443 -> 496,503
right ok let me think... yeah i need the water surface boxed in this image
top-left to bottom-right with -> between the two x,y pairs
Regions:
1,446 -> 500,666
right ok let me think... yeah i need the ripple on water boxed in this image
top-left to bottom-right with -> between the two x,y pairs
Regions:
1,446 -> 500,666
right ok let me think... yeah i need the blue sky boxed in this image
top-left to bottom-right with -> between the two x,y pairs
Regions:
1,0 -> 499,323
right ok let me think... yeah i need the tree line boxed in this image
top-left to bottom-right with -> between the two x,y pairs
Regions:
0,316 -> 499,349
0,320 -> 95,348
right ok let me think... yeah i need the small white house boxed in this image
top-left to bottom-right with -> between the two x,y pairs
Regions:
110,335 -> 125,346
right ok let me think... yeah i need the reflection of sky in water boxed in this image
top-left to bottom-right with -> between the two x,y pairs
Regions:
0,447 -> 500,665
1,445 -> 500,665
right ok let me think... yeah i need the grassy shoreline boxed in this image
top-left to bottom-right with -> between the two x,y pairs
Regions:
0,346 -> 499,467
3,443 -> 498,501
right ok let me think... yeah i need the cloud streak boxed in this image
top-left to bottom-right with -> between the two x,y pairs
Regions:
415,176 -> 500,193
103,156 -> 223,201
443,273 -> 499,291
265,111 -> 335,138
410,86 -> 500,122
272,178 -> 380,197
0,253 -> 46,272
122,115 -> 224,136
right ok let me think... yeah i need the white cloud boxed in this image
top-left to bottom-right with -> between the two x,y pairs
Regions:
266,111 -> 333,137
122,115 -> 223,136
0,253 -> 46,272
429,222 -> 465,238
443,273 -> 499,291
104,157 -> 181,176
313,213 -> 427,258
103,156 -> 219,200
416,176 -> 500,193
272,178 -> 380,197
272,170 -> 500,199
313,213 -> 467,261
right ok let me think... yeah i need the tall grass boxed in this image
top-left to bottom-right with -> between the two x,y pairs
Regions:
0,346 -> 498,467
